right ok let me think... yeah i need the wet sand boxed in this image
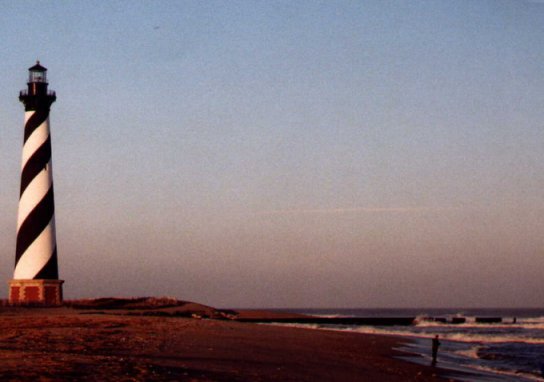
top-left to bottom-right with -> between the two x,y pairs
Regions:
0,300 -> 454,381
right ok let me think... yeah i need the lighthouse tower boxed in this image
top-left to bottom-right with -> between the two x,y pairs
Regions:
8,62 -> 63,306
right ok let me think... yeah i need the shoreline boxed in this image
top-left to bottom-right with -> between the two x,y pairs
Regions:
0,301 -> 458,381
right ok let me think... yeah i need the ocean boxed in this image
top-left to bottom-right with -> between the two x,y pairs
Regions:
273,308 -> 544,381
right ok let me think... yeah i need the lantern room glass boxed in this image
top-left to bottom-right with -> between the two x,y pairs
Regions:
29,70 -> 46,83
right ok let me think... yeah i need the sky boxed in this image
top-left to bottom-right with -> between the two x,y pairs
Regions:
0,0 -> 543,308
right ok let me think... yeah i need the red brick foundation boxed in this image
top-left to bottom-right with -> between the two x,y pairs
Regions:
8,280 -> 64,306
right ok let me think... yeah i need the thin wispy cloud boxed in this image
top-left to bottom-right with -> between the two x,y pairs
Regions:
255,207 -> 458,216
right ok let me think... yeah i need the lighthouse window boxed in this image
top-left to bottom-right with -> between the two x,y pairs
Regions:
30,72 -> 46,83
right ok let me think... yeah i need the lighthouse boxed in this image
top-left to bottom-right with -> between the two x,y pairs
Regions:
8,61 -> 63,305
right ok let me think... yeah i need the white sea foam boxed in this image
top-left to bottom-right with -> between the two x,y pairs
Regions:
518,317 -> 544,325
464,363 -> 543,382
351,325 -> 544,345
443,332 -> 544,345
416,321 -> 544,330
454,345 -> 484,359
268,321 -> 544,345
264,323 -> 323,330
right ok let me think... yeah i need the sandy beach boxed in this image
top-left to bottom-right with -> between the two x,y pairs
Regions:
0,299 -> 454,381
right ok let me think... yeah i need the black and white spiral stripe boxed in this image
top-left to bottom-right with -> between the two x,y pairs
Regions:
14,109 -> 58,279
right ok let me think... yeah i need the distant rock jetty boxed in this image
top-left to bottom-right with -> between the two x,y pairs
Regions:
237,315 -> 510,326
235,316 -> 416,326
422,316 -> 504,324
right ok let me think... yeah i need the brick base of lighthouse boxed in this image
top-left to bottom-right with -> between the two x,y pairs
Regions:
8,280 -> 64,306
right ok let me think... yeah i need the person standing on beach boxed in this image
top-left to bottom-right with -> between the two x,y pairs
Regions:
431,335 -> 440,366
